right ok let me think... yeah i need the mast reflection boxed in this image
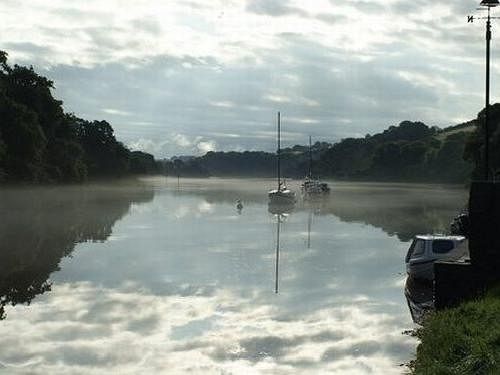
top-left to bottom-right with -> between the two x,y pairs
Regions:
302,198 -> 325,250
307,208 -> 312,249
268,202 -> 294,294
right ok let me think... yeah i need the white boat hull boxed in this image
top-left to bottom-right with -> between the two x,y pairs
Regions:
268,189 -> 296,204
301,179 -> 330,198
405,236 -> 468,281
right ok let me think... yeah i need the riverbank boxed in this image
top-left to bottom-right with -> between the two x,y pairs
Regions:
409,285 -> 500,374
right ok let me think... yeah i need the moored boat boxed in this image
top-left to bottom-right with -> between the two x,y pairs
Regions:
301,136 -> 330,199
268,112 -> 296,205
405,234 -> 468,280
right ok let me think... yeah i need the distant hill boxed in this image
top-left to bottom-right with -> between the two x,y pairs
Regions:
162,119 -> 478,183
435,121 -> 475,141
1,49 -> 484,185
160,141 -> 332,179
318,120 -> 474,183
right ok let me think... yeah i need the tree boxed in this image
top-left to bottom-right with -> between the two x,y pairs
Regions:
0,50 -> 158,183
0,95 -> 47,181
464,104 -> 500,180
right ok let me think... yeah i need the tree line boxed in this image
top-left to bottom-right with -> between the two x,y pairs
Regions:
0,51 -> 158,183
2,49 -> 494,184
162,119 -> 482,183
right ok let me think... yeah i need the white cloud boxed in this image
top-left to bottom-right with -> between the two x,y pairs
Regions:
209,101 -> 235,108
265,94 -> 292,103
0,281 -> 416,374
0,0 -> 492,157
173,133 -> 193,148
128,138 -> 170,156
101,108 -> 132,116
197,140 -> 217,154
127,133 -> 217,157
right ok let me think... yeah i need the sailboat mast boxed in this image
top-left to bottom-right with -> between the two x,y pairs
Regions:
277,111 -> 281,191
308,135 -> 312,178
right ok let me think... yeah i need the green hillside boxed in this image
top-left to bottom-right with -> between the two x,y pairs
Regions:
164,119 -> 478,183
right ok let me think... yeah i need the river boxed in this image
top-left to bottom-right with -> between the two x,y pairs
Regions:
0,177 -> 468,374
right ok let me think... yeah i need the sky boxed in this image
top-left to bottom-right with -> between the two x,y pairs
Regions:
0,0 -> 497,158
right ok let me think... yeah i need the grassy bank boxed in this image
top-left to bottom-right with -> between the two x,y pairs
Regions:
409,286 -> 500,374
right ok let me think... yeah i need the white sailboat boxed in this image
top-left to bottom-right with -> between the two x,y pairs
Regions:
301,136 -> 330,198
268,112 -> 296,205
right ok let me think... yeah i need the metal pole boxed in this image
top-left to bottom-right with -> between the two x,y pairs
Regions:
485,7 -> 491,180
277,112 -> 281,190
309,135 -> 312,178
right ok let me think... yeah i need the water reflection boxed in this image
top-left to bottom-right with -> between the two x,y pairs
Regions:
236,199 -> 243,215
270,210 -> 291,294
0,181 -> 154,320
404,277 -> 434,325
274,213 -> 281,294
0,178 -> 466,373
303,199 -> 325,250
176,179 -> 468,242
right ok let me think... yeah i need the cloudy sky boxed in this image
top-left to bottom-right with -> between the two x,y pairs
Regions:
0,0 -> 496,157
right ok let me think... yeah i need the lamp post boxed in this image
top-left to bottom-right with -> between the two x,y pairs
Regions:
479,0 -> 498,180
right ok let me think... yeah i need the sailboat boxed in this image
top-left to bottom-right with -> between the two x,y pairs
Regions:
301,136 -> 330,198
268,112 -> 296,205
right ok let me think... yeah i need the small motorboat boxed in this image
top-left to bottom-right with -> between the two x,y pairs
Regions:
405,235 -> 468,280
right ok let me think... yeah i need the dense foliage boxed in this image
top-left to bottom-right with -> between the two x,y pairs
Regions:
2,48 -> 492,184
463,103 -> 500,180
164,120 -> 476,183
0,51 -> 157,183
161,146 -> 328,179
319,121 -> 474,182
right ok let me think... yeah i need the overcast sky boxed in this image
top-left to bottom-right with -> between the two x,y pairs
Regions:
0,0 -> 497,157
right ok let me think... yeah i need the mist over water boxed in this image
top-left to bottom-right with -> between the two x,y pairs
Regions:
0,178 -> 467,374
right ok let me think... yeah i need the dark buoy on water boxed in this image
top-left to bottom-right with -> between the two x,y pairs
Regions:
236,199 -> 243,213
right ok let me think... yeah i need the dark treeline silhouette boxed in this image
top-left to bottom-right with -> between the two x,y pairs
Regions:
2,48 -> 492,184
318,120 -> 474,182
162,120 -> 478,183
0,51 -> 158,183
0,183 -> 155,320
464,103 -> 500,180
161,142 -> 331,179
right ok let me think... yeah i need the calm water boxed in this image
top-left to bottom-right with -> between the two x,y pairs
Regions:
0,178 -> 467,374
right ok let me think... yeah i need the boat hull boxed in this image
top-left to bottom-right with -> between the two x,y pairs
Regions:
268,190 -> 296,205
301,179 -> 330,198
406,260 -> 436,281
405,236 -> 469,281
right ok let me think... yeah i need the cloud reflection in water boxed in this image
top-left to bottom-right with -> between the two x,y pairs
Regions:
0,178 -> 468,374
0,281 -> 415,374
